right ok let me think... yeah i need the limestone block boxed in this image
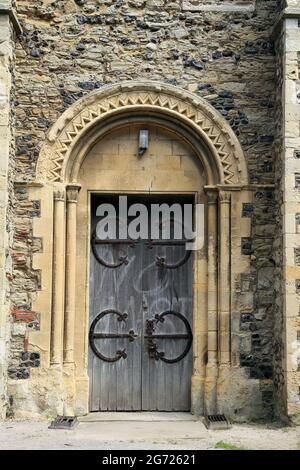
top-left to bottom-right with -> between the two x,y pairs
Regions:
286,1 -> 300,10
286,80 -> 297,103
0,4 -> 14,420
284,292 -> 300,317
284,120 -> 299,138
182,1 -> 255,12
285,104 -> 300,122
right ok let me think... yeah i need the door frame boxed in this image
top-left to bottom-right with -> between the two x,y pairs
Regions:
87,191 -> 197,412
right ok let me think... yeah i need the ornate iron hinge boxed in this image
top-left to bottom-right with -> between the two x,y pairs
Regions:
89,309 -> 137,362
144,311 -> 193,364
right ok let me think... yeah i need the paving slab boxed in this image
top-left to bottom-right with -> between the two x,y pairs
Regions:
79,412 -> 198,422
0,415 -> 299,450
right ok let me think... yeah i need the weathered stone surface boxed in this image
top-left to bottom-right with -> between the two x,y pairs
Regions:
0,1 -> 16,420
12,1 -> 276,185
0,0 -> 298,422
6,0 -> 278,421
182,1 -> 256,12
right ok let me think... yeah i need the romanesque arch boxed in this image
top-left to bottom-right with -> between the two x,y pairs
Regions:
36,81 -> 248,186
26,81 -> 252,417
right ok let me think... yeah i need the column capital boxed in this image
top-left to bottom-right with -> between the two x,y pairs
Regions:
66,184 -> 81,203
204,187 -> 218,203
54,190 -> 65,202
219,190 -> 231,204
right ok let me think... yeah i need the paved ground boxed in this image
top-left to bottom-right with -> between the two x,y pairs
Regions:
0,413 -> 299,450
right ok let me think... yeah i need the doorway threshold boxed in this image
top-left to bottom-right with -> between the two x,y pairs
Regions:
79,412 -> 198,423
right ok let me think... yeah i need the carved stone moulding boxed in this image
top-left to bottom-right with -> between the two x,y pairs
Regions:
36,81 -> 248,186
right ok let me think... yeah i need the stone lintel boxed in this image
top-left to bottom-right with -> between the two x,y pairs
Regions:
181,1 -> 255,13
0,5 -> 22,35
14,181 -> 44,188
204,184 -> 275,192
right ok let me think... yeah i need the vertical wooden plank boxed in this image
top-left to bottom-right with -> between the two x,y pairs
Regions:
89,194 -> 193,412
131,240 -> 143,410
141,197 -> 193,411
89,196 -> 142,412
141,236 -> 154,410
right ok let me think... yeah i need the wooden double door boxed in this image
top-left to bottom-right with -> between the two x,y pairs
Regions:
89,195 -> 193,411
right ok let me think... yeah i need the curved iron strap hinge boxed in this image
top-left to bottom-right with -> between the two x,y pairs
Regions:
91,230 -> 136,269
144,311 -> 193,364
89,309 -> 138,362
146,239 -> 192,269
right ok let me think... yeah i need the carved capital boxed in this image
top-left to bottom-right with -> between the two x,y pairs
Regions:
205,189 -> 218,204
54,190 -> 65,202
219,190 -> 231,204
66,184 -> 81,203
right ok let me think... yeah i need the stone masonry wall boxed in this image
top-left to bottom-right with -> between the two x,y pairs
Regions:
273,21 -> 285,420
277,9 -> 300,422
0,0 -> 17,420
9,0 -> 280,418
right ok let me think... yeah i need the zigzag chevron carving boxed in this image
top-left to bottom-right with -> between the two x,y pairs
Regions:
37,84 -> 247,185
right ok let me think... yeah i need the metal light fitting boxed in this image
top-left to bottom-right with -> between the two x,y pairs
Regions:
138,130 -> 149,156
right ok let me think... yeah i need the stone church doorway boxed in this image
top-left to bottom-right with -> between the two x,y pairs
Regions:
25,82 -> 249,418
88,194 -> 194,411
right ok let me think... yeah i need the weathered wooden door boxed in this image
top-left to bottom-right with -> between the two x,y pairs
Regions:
89,195 -> 193,411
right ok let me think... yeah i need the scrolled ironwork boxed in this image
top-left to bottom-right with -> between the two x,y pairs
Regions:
89,309 -> 137,363
144,310 -> 193,364
91,229 -> 133,269
146,239 -> 193,269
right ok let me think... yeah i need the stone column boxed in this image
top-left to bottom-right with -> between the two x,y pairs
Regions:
64,185 -> 81,365
218,190 -> 231,368
278,8 -> 300,421
204,190 -> 218,414
191,193 -> 208,415
50,190 -> 66,366
0,2 -> 21,419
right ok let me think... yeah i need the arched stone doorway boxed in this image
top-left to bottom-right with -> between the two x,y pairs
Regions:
81,123 -> 204,412
22,81 -> 252,418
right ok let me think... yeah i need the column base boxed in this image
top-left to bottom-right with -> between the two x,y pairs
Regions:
216,364 -> 231,415
191,374 -> 205,415
204,364 -> 218,415
63,363 -> 76,416
75,374 -> 90,416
